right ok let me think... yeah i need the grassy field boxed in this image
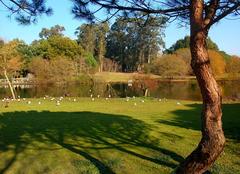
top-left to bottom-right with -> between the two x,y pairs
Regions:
0,98 -> 239,174
92,72 -> 240,83
93,72 -> 196,83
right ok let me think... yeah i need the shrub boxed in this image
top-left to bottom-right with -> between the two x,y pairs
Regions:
151,54 -> 188,76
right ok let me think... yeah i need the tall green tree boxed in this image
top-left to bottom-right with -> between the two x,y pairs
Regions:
31,35 -> 84,60
165,36 -> 219,53
95,22 -> 109,72
75,22 -> 109,72
75,24 -> 96,54
106,18 -> 129,71
39,25 -> 65,39
71,0 -> 240,173
106,16 -> 166,71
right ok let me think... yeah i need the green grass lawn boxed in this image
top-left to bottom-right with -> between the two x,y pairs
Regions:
0,98 -> 239,174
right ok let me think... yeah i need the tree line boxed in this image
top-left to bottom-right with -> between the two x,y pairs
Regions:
146,36 -> 240,77
1,21 -> 239,85
0,15 -> 168,83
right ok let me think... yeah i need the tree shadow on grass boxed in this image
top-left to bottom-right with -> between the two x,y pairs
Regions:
156,103 -> 240,141
0,111 -> 184,174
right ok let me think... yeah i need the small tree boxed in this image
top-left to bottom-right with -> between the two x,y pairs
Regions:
0,40 -> 23,99
208,50 -> 226,76
226,56 -> 240,75
151,54 -> 188,76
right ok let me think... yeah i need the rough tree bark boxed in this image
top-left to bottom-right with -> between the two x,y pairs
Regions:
176,1 -> 225,173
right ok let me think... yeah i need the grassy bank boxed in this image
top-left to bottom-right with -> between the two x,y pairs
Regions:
93,72 -> 196,83
0,98 -> 239,174
93,72 -> 240,83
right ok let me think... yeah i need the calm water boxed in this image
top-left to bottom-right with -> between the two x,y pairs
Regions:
0,80 -> 240,101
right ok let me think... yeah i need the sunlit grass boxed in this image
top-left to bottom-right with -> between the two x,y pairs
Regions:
0,98 -> 239,174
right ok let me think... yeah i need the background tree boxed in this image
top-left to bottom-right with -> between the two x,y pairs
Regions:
31,26 -> 98,76
15,40 -> 35,76
151,54 -> 188,76
75,24 -> 96,54
70,0 -> 240,173
106,17 -> 129,71
165,36 -> 219,54
0,39 -> 4,47
208,50 -> 226,76
226,56 -> 240,74
174,48 -> 193,75
39,25 -> 65,39
31,36 -> 80,60
0,40 -> 23,99
76,22 -> 109,72
29,57 -> 77,83
106,16 -> 166,71
95,22 -> 109,72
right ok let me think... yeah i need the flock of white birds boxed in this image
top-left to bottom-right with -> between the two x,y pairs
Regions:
1,90 -> 182,108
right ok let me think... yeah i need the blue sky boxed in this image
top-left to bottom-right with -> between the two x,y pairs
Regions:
0,0 -> 239,56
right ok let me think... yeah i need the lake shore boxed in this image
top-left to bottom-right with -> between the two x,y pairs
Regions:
1,72 -> 240,85
93,72 -> 240,83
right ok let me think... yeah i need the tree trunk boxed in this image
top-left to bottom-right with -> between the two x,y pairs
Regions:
4,69 -> 16,100
176,1 -> 225,173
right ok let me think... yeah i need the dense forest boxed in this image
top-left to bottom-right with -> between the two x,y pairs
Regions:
0,16 -> 239,83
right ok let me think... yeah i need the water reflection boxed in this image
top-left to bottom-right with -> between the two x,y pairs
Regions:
0,80 -> 239,101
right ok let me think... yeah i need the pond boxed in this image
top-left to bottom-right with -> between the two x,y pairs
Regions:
0,80 -> 240,101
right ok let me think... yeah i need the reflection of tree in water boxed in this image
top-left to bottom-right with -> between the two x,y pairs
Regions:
110,83 -> 129,97
0,80 -> 240,100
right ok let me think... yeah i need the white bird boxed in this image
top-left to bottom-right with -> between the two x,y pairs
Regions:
43,97 -> 46,100
141,100 -> 145,103
23,98 -> 26,101
38,101 -> 41,105
90,94 -> 93,98
56,101 -> 60,106
51,98 -> 55,101
27,101 -> 31,104
134,102 -> 137,106
97,95 -> 100,98
92,98 -> 95,101
17,99 -> 21,102
108,94 -> 111,98
126,98 -> 129,102
177,102 -> 181,105
158,99 -> 162,102
105,98 -> 109,100
133,96 -> 135,99
73,98 -> 77,102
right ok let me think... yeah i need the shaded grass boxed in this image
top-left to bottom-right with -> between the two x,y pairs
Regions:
0,98 -> 239,174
